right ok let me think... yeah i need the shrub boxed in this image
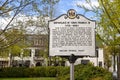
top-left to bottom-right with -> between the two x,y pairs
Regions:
56,66 -> 69,76
45,66 -> 57,77
58,64 -> 112,80
23,67 -> 35,77
0,66 -> 59,78
56,66 -> 69,80
0,64 -> 112,80
0,67 -> 25,77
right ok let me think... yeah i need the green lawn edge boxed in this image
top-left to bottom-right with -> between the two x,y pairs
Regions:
0,77 -> 56,80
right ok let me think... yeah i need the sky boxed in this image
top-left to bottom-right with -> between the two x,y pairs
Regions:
55,0 -> 99,20
0,0 -> 99,30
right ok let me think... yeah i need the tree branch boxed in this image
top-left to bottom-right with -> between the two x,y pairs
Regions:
100,0 -> 120,33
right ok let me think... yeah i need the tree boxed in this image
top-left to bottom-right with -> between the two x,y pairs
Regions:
0,0 -> 59,51
77,0 -> 120,45
95,0 -> 120,73
25,0 -> 60,66
0,0 -> 59,50
0,0 -> 34,33
77,0 -> 120,72
0,0 -> 60,67
3,28 -> 26,67
0,0 -> 34,54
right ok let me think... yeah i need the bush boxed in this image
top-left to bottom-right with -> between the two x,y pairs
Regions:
0,66 -> 59,78
0,64 -> 112,80
56,66 -> 69,76
78,64 -> 112,80
56,66 -> 69,80
23,67 -> 35,77
58,64 -> 112,80
0,67 -> 25,77
45,66 -> 57,77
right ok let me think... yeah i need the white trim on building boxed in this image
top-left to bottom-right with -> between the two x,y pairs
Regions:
65,48 -> 104,68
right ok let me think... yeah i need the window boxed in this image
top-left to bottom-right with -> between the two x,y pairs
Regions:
99,61 -> 102,67
81,60 -> 90,65
35,49 -> 40,57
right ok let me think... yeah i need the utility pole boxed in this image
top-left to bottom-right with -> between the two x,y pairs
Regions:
113,51 -> 117,80
117,48 -> 120,80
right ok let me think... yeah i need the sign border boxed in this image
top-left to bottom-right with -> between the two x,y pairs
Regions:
48,9 -> 96,57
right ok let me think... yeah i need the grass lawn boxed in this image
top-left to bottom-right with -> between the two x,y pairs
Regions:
0,77 -> 56,80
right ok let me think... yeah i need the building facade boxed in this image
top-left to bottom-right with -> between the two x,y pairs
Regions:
0,34 -> 48,67
65,48 -> 105,68
0,34 -> 105,68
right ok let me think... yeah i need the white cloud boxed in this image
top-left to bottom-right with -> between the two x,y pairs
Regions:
0,14 -> 37,29
74,0 -> 99,10
0,14 -> 49,34
0,17 -> 12,29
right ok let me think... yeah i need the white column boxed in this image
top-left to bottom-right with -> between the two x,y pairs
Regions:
98,48 -> 104,67
21,49 -> 24,66
8,53 -> 11,67
30,48 -> 35,67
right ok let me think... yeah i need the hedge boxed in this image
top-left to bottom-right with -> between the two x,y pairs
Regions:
58,64 -> 112,80
0,66 -> 58,78
0,64 -> 112,80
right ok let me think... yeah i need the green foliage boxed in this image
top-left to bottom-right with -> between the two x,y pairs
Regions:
23,49 -> 31,57
78,0 -> 120,73
0,64 -> 112,80
10,45 -> 21,56
45,66 -> 57,77
0,77 -> 56,80
58,64 -> 112,80
75,64 -> 112,80
0,66 -> 57,78
56,66 -> 69,77
0,28 -> 26,57
0,49 -> 9,57
0,67 -> 25,77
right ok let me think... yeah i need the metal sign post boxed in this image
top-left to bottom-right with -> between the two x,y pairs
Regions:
68,54 -> 79,80
70,63 -> 74,80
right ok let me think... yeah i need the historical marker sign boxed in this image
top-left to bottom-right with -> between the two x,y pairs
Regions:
49,9 -> 96,56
